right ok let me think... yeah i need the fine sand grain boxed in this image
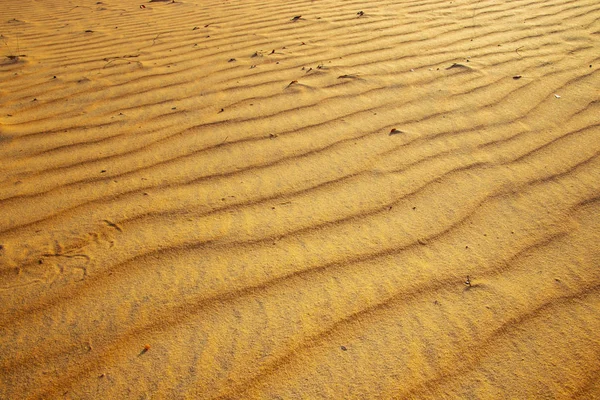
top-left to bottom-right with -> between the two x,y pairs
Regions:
1,0 -> 599,398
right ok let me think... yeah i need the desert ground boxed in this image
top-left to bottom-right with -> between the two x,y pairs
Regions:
1,0 -> 599,398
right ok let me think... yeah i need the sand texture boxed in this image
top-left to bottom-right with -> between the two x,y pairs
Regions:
1,0 -> 600,398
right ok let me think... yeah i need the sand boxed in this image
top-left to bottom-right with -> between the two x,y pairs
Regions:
1,0 -> 599,398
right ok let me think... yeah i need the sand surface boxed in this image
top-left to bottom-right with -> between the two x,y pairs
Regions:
1,0 -> 600,398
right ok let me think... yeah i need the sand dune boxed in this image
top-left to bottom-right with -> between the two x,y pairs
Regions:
1,0 -> 599,398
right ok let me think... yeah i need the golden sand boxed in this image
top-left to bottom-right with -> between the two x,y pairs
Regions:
1,0 -> 599,398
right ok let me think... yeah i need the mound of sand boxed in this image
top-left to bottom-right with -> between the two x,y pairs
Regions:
1,0 -> 599,398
